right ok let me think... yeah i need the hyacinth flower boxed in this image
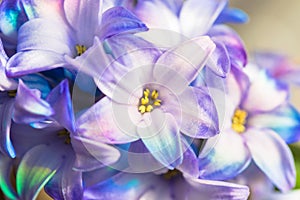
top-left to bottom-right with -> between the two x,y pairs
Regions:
0,79 -> 121,200
197,64 -> 299,192
75,35 -> 219,170
5,0 -> 147,77
132,0 -> 248,76
83,168 -> 250,200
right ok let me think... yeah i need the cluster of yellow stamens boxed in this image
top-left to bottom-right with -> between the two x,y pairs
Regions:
57,129 -> 71,144
75,44 -> 87,56
231,109 -> 248,133
138,88 -> 162,114
8,90 -> 17,98
163,169 -> 181,180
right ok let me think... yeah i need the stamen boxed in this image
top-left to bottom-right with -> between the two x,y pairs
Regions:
75,44 -> 87,56
8,90 -> 17,98
57,129 -> 71,144
138,88 -> 162,114
232,109 -> 248,133
163,169 -> 181,180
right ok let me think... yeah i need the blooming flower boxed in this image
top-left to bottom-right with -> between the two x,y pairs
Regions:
76,35 -> 219,169
6,0 -> 147,77
197,64 -> 298,192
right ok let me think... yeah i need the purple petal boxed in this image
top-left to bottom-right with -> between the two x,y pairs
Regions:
178,86 -> 219,138
45,153 -> 83,200
179,0 -> 227,37
244,128 -> 296,192
0,99 -> 15,158
198,129 -> 251,180
137,111 -> 183,169
98,6 -> 148,40
248,104 -> 300,144
209,25 -> 247,67
242,68 -> 288,113
64,0 -> 99,46
177,137 -> 199,177
6,50 -> 67,77
0,39 -> 17,91
16,144 -> 63,200
46,79 -> 75,132
76,97 -> 139,144
17,18 -> 74,54
72,136 -> 121,171
13,80 -> 54,124
134,0 -> 181,32
84,172 -> 164,200
206,39 -> 230,77
184,176 -> 250,200
0,155 -> 17,199
154,36 -> 215,94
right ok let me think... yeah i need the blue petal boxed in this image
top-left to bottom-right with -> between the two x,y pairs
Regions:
21,74 -> 51,99
137,112 -> 183,169
215,7 -> 249,24
248,104 -> 300,144
0,99 -> 15,158
99,6 -> 148,40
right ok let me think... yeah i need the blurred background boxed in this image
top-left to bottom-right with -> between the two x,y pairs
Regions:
231,0 -> 300,109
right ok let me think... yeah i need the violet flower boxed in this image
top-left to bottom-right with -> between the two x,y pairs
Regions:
197,64 -> 298,192
76,35 -> 219,169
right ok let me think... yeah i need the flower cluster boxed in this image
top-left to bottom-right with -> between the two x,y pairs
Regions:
0,0 -> 300,200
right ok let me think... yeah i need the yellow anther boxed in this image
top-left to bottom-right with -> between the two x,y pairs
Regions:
76,44 -> 87,56
139,105 -> 146,114
232,109 -> 248,134
153,100 -> 161,106
141,97 -> 149,105
151,90 -> 159,99
138,88 -> 162,114
146,105 -> 153,112
8,90 -> 17,98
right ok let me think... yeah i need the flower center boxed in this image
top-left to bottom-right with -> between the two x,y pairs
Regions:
75,44 -> 87,56
163,169 -> 181,180
8,90 -> 17,98
232,108 -> 248,133
57,129 -> 71,144
138,88 -> 162,114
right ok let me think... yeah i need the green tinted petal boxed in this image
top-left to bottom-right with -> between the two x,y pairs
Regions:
0,156 -> 17,200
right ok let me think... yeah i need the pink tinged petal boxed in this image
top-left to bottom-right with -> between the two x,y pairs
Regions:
154,36 -> 216,94
16,144 -> 63,200
179,0 -> 227,37
0,155 -> 17,200
206,39 -> 230,77
177,137 -> 199,177
184,175 -> 250,200
242,68 -> 288,113
244,128 -> 296,192
76,97 -> 138,144
6,50 -> 67,77
198,130 -> 251,180
134,0 -> 181,32
177,86 -> 219,138
0,99 -> 15,158
137,111 -> 183,169
72,136 -> 121,171
13,80 -> 54,124
0,40 -> 17,91
46,79 -> 75,132
64,0 -> 99,46
209,25 -> 248,67
98,6 -> 148,40
248,104 -> 300,144
22,0 -> 66,22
